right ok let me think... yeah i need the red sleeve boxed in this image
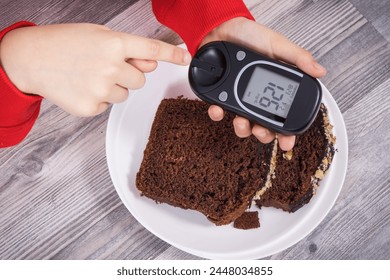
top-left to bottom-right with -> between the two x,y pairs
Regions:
152,0 -> 254,55
0,21 -> 43,148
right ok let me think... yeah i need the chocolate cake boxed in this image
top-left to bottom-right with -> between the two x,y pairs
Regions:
136,98 -> 335,228
136,98 -> 273,226
254,104 -> 336,212
233,211 -> 260,230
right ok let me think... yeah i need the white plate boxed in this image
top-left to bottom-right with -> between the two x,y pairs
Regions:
106,60 -> 348,260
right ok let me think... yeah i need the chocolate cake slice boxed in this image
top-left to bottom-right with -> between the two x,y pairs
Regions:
255,104 -> 336,212
136,98 -> 336,228
136,98 -> 273,225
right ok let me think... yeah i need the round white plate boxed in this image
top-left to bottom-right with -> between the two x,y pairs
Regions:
106,60 -> 348,260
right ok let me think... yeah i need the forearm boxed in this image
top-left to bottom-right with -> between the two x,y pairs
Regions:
151,0 -> 254,55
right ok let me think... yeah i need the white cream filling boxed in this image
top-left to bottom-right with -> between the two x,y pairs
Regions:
252,104 -> 336,203
253,139 -> 278,201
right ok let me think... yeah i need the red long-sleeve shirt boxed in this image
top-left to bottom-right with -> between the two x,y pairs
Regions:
0,21 -> 43,148
0,0 -> 253,148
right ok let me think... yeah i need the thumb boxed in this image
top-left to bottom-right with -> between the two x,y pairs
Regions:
261,25 -> 327,78
293,49 -> 327,78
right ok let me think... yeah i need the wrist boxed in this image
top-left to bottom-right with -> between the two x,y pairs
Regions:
0,31 -> 13,69
0,21 -> 36,95
199,17 -> 250,49
1,28 -> 33,94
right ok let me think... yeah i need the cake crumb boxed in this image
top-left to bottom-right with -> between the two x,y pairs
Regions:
315,169 -> 324,179
283,150 -> 293,160
233,211 -> 260,230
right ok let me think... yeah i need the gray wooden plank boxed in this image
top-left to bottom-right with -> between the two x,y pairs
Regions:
350,0 -> 390,41
105,0 -> 182,45
320,23 -> 389,112
0,105 -> 119,259
0,0 -> 139,28
248,0 -> 368,57
0,0 -> 389,260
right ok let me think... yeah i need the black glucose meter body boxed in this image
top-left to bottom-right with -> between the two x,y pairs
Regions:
188,41 -> 322,135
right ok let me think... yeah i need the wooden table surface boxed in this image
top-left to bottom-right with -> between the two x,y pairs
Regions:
1,0 -> 389,260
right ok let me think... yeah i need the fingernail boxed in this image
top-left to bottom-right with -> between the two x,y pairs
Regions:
280,136 -> 296,151
256,130 -> 268,139
313,62 -> 326,73
236,123 -> 246,130
258,132 -> 267,139
184,52 -> 192,65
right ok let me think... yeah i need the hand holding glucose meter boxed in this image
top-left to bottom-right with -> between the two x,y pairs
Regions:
188,41 -> 322,135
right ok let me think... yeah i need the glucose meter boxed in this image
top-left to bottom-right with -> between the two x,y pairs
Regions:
188,41 -> 322,135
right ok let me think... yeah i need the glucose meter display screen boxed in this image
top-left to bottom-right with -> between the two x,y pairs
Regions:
242,67 -> 299,118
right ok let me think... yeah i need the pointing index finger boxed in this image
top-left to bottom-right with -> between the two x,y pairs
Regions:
123,34 -> 191,65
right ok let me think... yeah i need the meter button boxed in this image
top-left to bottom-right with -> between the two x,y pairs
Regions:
218,91 -> 228,102
236,51 -> 246,61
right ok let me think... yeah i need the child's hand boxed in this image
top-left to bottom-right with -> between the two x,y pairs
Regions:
200,17 -> 327,151
0,23 -> 191,116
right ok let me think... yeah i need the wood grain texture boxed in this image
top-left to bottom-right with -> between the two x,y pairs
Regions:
0,0 -> 389,260
0,0 -> 138,28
